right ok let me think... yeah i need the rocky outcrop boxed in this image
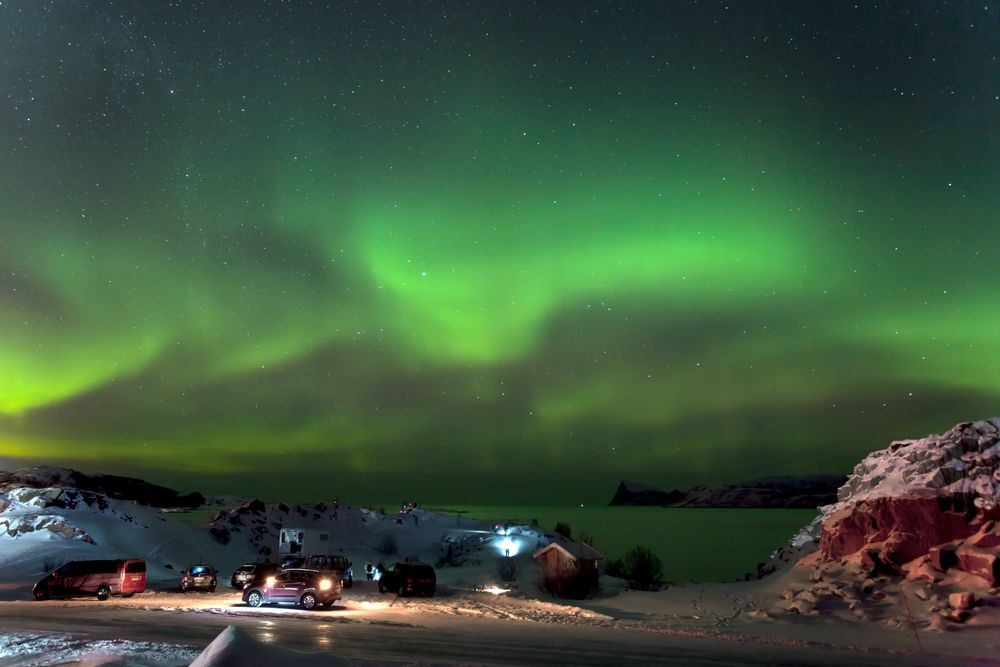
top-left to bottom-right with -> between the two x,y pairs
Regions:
0,487 -> 137,523
608,481 -> 685,506
609,475 -> 845,508
920,521 -> 1000,586
0,486 -> 142,547
807,419 -> 1000,584
0,466 -> 204,508
0,514 -> 96,543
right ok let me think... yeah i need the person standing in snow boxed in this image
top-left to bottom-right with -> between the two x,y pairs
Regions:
365,560 -> 374,581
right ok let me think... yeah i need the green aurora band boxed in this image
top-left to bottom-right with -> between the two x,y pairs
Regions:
1,2 -> 998,502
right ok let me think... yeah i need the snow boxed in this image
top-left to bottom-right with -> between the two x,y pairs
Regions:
817,418 -> 1000,521
190,626 -> 349,667
0,631 -> 200,666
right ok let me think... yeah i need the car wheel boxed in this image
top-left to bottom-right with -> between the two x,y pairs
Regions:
426,587 -> 435,597
378,581 -> 385,593
345,576 -> 353,589
96,585 -> 111,601
322,600 -> 334,608
33,586 -> 49,601
246,590 -> 263,607
300,593 -> 317,610
209,586 -> 216,593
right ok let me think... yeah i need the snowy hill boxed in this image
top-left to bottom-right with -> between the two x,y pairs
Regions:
0,466 -> 204,508
0,471 -> 556,599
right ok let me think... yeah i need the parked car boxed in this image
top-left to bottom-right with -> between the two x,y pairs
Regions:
231,562 -> 279,589
242,568 -> 343,610
377,562 -> 436,597
180,564 -> 217,592
284,554 -> 353,588
33,559 -> 146,601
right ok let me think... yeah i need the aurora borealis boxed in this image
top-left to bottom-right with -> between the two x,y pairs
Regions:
1,2 -> 999,503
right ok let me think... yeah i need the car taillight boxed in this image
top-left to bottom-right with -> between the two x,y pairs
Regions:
406,578 -> 414,584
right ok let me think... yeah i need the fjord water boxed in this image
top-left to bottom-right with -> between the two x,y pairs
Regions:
437,505 -> 818,583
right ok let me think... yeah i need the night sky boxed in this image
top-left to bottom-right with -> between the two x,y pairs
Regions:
1,2 -> 998,503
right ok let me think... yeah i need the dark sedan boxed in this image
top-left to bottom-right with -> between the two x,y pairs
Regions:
242,568 -> 343,610
378,562 -> 436,597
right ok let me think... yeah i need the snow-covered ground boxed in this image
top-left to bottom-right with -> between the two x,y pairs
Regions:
0,575 -> 996,666
3,471 -> 1000,665
0,483 -> 552,600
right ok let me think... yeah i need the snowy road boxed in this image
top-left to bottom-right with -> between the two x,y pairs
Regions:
0,597 -> 984,667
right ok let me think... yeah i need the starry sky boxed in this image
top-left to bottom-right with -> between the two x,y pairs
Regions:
1,2 -> 999,503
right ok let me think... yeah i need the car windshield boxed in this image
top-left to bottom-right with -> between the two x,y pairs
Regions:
237,565 -> 255,573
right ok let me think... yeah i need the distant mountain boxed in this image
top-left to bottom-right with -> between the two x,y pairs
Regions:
0,466 -> 204,508
609,474 -> 847,509
609,481 -> 686,506
677,474 -> 847,508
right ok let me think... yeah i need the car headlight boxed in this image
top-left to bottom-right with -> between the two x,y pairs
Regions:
265,576 -> 276,587
319,578 -> 332,591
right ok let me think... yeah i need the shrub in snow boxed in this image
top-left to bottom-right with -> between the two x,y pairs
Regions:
497,556 -> 518,582
622,545 -> 663,591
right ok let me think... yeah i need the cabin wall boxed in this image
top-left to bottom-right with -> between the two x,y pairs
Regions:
534,549 -> 599,599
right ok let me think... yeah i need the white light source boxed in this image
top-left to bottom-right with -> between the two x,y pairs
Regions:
498,536 -> 520,557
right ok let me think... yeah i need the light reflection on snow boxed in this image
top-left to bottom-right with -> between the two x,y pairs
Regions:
358,600 -> 390,609
481,586 -> 511,595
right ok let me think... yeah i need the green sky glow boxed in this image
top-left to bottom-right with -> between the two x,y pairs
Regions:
1,2 -> 998,502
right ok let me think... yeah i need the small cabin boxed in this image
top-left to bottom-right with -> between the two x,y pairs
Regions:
278,527 -> 330,556
532,541 -> 603,599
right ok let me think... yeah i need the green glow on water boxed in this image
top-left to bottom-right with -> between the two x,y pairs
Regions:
436,505 -> 818,583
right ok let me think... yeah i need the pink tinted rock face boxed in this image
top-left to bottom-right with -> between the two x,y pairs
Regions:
817,495 -> 996,568
805,419 -> 1000,583
955,546 -> 999,585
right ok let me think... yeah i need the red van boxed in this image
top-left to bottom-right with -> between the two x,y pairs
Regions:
33,559 -> 147,600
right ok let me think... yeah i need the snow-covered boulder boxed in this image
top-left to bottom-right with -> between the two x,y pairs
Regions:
808,419 -> 1000,575
191,626 -> 350,667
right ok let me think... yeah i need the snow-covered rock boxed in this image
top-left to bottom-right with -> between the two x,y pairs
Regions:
807,419 -> 1000,579
0,486 -> 145,545
191,626 -> 350,667
0,466 -> 204,508
831,418 -> 1000,509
